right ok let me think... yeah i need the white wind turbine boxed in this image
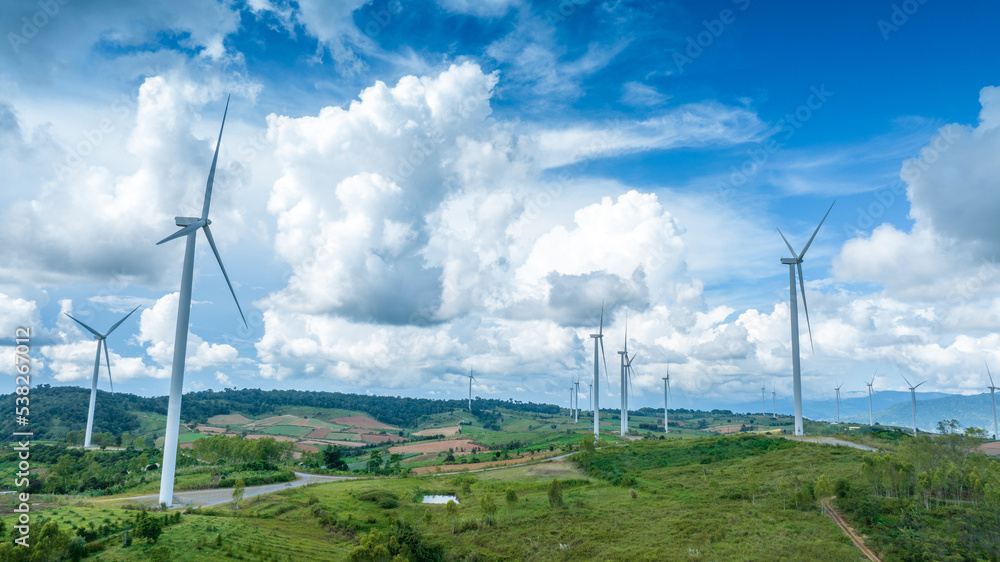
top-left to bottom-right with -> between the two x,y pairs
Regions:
587,382 -> 593,414
761,383 -> 766,416
834,383 -> 843,424
866,369 -> 877,425
618,316 -> 637,436
590,303 -> 610,438
156,96 -> 247,507
777,201 -> 834,436
467,368 -> 476,411
987,363 -> 999,440
569,384 -> 575,419
662,365 -> 670,434
771,384 -> 777,419
900,373 -> 926,437
65,306 -> 140,447
574,379 -> 580,423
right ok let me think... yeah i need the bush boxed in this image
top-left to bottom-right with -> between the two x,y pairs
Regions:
357,489 -> 400,509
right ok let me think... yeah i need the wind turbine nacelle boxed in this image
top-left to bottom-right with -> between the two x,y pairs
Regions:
175,216 -> 205,226
780,258 -> 799,265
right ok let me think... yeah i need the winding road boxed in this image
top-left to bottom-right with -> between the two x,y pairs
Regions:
94,472 -> 354,508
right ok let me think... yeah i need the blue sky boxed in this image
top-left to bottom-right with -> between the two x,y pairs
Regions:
3,0 -> 1000,412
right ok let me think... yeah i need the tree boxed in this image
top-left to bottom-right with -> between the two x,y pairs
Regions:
134,510 -> 163,543
322,445 -> 349,471
505,488 -> 518,522
480,493 -> 497,525
548,478 -> 564,509
814,474 -> 833,514
446,500 -> 458,534
133,436 -> 147,450
422,508 -> 432,526
232,478 -> 246,510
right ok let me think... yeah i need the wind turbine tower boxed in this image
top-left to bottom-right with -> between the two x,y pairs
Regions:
662,372 -> 670,434
589,304 -> 609,438
588,382 -> 593,414
761,384 -> 766,416
777,201 -> 834,436
156,96 -> 247,507
771,384 -> 776,419
834,384 -> 843,424
65,306 -> 140,447
901,374 -> 926,437
866,370 -> 877,425
988,363 -> 999,440
574,380 -> 580,423
467,368 -> 476,411
569,385 -> 575,419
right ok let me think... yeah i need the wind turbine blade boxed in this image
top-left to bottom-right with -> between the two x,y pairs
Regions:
64,313 -> 102,338
201,94 -> 230,219
915,380 -> 927,389
987,362 -> 995,387
102,340 -> 114,393
599,301 -> 605,336
106,305 -> 141,336
900,373 -> 912,388
203,224 -> 248,327
799,201 -> 835,259
156,220 -> 207,245
796,263 -> 814,353
600,339 -> 610,387
871,368 -> 878,385
776,228 -> 798,259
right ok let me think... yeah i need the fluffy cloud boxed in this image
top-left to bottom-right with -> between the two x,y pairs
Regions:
137,292 -> 240,374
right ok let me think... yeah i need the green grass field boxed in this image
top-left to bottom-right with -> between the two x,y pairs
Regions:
3,435 -> 877,561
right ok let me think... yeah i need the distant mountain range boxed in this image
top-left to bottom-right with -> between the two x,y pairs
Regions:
723,390 -> 997,437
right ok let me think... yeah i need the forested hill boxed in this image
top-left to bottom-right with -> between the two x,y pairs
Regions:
2,385 -> 560,440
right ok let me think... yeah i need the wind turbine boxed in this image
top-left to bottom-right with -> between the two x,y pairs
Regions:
590,303 -> 610,438
64,306 -> 140,447
619,315 -> 636,436
986,363 -> 998,440
156,96 -> 247,507
777,201 -> 834,436
574,380 -> 581,423
588,382 -> 593,414
569,385 -> 574,417
467,368 -> 476,411
771,384 -> 776,419
761,383 -> 766,417
834,383 -> 843,424
900,373 -> 926,437
662,368 -> 670,434
866,369 -> 877,425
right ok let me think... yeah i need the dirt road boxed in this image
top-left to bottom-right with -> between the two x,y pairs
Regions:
823,498 -> 881,562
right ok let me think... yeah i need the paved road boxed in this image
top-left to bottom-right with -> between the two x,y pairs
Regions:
94,472 -> 354,508
784,436 -> 879,452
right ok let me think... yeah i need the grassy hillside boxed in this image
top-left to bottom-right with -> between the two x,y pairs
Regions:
2,435 -> 878,561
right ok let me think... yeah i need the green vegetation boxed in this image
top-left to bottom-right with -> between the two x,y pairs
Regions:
834,429 -> 1000,560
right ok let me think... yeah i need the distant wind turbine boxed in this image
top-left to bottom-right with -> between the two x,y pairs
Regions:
986,363 -> 998,440
618,315 -> 636,436
574,380 -> 580,423
64,306 -> 140,448
866,369 -> 877,425
771,384 -> 776,419
761,383 -> 766,416
777,201 -> 834,436
901,373 -> 926,437
834,383 -> 843,424
588,382 -> 593,414
156,96 -> 247,507
468,368 -> 476,411
569,385 -> 575,419
662,368 -> 670,434
590,303 -> 610,438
